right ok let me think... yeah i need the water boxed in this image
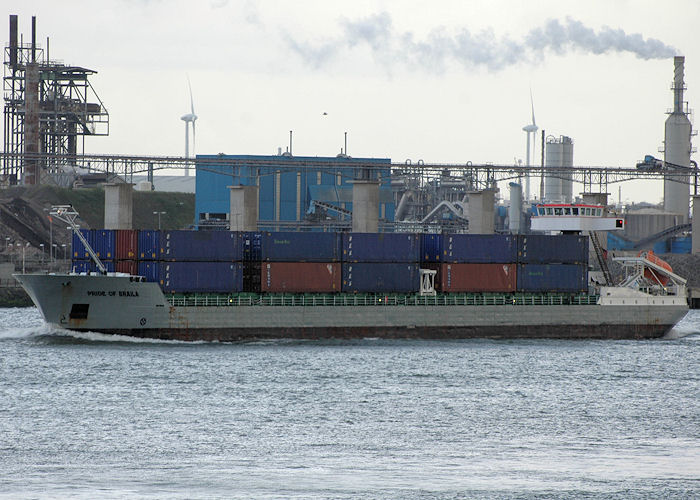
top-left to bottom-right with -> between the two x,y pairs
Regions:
1,308 -> 699,499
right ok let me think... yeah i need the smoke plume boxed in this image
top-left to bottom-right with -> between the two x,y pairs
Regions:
286,13 -> 677,72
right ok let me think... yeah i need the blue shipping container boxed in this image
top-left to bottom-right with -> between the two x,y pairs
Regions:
138,230 -> 161,260
516,264 -> 588,293
420,233 -> 443,262
342,233 -> 420,263
159,262 -> 244,293
160,230 -> 243,262
138,261 -> 161,283
71,229 -> 91,259
261,231 -> 340,262
242,231 -> 262,261
92,229 -> 116,260
71,229 -> 115,260
443,234 -> 517,263
518,234 -> 588,264
342,263 -> 420,293
70,259 -> 115,274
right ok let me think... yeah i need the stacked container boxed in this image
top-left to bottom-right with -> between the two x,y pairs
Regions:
115,229 -> 138,276
242,231 -> 262,292
71,229 -> 115,273
159,230 -> 243,262
516,235 -> 588,293
138,230 -> 160,260
160,261 -> 244,293
158,231 -> 244,293
433,234 -> 517,293
260,232 -> 340,293
70,229 -> 590,295
341,233 -> 420,293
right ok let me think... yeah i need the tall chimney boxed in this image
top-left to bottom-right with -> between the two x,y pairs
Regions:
663,56 -> 692,221
673,56 -> 685,113
31,16 -> 36,62
9,15 -> 18,67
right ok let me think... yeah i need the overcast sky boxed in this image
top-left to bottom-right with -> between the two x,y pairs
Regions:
6,0 -> 700,203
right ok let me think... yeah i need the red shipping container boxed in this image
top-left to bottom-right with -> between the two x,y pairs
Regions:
116,230 -> 138,260
439,263 -> 516,292
115,260 -> 138,275
261,262 -> 340,293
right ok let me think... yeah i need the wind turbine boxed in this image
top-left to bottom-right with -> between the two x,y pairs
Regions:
180,77 -> 197,177
522,90 -> 538,202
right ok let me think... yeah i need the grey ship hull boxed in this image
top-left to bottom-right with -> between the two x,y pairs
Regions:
15,273 -> 689,341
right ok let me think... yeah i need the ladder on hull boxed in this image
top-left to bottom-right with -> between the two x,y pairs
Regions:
589,231 -> 612,286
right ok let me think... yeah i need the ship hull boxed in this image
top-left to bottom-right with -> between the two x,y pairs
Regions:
15,273 -> 689,341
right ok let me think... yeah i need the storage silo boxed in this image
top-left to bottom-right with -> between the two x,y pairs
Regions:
508,182 -> 523,233
663,56 -> 692,222
544,135 -> 574,203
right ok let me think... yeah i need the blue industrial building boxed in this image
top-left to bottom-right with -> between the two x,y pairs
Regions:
194,154 -> 395,229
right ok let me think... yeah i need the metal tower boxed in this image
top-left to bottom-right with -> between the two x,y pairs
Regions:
2,14 -> 109,186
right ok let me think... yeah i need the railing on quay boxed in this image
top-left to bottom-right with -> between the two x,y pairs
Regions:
166,293 -> 600,308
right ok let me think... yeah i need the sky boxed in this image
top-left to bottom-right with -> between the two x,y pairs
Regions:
5,0 -> 700,204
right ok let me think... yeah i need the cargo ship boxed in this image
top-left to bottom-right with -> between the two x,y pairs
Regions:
15,206 -> 689,341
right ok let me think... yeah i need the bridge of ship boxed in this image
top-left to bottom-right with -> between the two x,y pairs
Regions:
531,203 -> 625,232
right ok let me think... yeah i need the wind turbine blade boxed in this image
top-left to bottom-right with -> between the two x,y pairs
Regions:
530,88 -> 536,127
187,74 -> 195,115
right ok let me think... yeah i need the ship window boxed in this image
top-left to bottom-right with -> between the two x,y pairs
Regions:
584,208 -> 591,216
572,208 -> 579,215
554,208 -> 563,215
546,208 -> 553,215
69,303 -> 89,320
596,209 -> 602,216
564,207 -> 571,215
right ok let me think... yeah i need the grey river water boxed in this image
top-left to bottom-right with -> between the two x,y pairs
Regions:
1,307 -> 699,499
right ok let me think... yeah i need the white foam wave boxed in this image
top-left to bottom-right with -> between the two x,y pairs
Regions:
665,310 -> 700,339
0,324 -> 51,339
53,329 -> 211,345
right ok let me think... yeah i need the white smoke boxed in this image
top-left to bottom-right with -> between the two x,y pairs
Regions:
286,13 -> 677,72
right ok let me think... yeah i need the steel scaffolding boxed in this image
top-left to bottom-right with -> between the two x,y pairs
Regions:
2,15 -> 109,186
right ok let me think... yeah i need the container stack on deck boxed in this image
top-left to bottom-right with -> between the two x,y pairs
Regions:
516,235 -> 589,292
422,234 -> 518,292
158,231 -> 244,293
342,233 -> 421,292
72,230 -> 589,295
261,232 -> 340,292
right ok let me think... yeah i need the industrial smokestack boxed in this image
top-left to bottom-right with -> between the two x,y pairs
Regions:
31,15 -> 36,62
9,15 -> 17,67
663,55 -> 692,221
673,56 -> 685,113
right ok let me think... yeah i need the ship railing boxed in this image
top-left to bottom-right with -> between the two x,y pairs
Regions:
166,293 -> 600,307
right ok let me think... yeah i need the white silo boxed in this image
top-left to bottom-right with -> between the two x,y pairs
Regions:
508,182 -> 523,233
663,56 -> 692,222
544,135 -> 574,203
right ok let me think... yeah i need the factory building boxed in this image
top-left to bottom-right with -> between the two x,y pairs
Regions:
194,154 -> 394,229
